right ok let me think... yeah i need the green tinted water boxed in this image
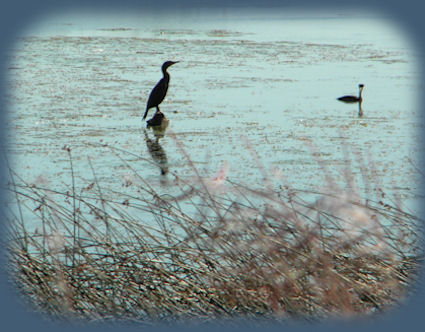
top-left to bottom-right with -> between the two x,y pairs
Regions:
5,11 -> 422,219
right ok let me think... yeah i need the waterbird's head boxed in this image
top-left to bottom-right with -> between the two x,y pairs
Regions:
162,61 -> 179,70
359,84 -> 364,89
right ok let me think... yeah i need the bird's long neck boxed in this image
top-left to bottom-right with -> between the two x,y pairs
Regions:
162,68 -> 170,83
359,87 -> 363,100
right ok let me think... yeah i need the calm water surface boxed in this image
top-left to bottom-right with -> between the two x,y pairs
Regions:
5,12 -> 423,222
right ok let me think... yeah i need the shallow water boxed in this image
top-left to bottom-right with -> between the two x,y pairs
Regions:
5,11 -> 423,219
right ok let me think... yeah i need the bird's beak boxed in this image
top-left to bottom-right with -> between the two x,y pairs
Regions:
173,61 -> 180,65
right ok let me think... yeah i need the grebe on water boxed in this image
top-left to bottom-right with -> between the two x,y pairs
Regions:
338,84 -> 364,103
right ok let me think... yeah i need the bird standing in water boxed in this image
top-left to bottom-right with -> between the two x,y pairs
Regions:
337,84 -> 364,103
143,61 -> 179,120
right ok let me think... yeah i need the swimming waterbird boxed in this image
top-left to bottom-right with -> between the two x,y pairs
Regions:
337,84 -> 364,103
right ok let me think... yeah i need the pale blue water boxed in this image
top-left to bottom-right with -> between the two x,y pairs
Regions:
5,11 -> 422,225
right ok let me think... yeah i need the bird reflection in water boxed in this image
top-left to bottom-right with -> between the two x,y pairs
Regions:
358,101 -> 363,117
143,114 -> 169,176
146,110 -> 170,139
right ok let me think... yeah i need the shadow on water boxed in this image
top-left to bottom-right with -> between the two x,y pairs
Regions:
143,111 -> 170,176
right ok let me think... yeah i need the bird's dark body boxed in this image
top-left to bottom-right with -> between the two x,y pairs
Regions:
337,84 -> 364,104
143,61 -> 178,120
337,95 -> 360,103
146,77 -> 169,111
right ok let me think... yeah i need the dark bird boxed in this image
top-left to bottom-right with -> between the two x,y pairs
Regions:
142,61 -> 179,120
337,84 -> 364,103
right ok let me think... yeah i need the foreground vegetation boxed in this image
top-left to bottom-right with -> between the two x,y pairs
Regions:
4,144 -> 423,325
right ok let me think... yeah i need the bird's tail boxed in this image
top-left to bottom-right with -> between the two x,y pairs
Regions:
142,107 -> 149,120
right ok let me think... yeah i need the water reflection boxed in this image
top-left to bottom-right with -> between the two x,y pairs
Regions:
358,101 -> 363,117
143,112 -> 169,175
146,111 -> 170,139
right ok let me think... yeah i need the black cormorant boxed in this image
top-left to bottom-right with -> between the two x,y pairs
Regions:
143,61 -> 179,120
337,84 -> 364,103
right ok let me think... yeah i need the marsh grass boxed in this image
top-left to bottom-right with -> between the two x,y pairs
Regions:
4,142 -> 423,325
